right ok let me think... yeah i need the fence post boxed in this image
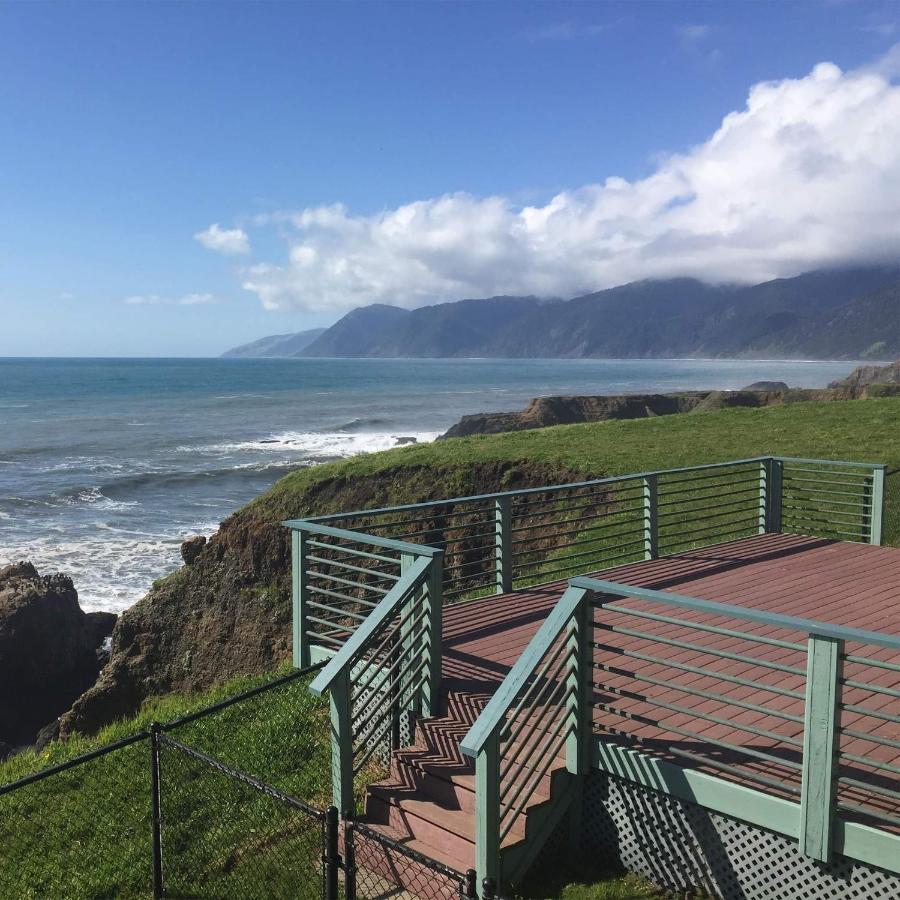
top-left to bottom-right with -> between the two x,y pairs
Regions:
423,550 -> 444,718
481,877 -> 497,900
475,731 -> 501,886
495,495 -> 512,594
761,458 -> 783,534
642,474 -> 658,560
330,670 -> 355,817
343,811 -> 357,900
292,528 -> 310,668
463,869 -> 478,899
149,723 -> 164,900
324,806 -> 341,900
799,634 -> 843,863
868,466 -> 885,545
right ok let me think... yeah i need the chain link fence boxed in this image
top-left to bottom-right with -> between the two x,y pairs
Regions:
156,733 -> 326,899
0,733 -> 152,899
346,818 -> 478,900
0,664 -> 484,900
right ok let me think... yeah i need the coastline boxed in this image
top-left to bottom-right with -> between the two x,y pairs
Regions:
0,356 -> 874,615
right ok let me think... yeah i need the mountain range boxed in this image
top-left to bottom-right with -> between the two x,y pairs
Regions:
221,328 -> 327,358
222,266 -> 900,360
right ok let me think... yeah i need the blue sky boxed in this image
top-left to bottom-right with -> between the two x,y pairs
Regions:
1,1 -> 899,356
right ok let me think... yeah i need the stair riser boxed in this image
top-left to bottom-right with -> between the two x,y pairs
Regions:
365,794 -> 475,872
390,758 -> 478,813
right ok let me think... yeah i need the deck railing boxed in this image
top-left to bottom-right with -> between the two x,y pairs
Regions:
460,574 -> 900,882
286,455 -> 890,881
459,585 -> 591,882
307,550 -> 443,815
287,456 -> 884,662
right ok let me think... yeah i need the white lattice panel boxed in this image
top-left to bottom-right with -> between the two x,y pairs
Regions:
581,772 -> 900,900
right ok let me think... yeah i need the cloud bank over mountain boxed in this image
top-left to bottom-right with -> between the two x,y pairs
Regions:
202,50 -> 900,314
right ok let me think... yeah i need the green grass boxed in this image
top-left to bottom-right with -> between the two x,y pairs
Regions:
0,668 -> 330,899
252,397 -> 900,545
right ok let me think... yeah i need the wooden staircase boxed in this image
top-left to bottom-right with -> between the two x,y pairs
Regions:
357,679 -> 574,892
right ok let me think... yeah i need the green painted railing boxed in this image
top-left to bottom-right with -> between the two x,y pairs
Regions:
288,456 -> 884,663
307,549 -> 443,815
459,584 -> 591,883
286,455 -> 889,882
460,572 -> 900,885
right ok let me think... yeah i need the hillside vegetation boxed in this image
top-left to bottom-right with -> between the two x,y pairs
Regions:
231,266 -> 900,360
60,397 -> 900,739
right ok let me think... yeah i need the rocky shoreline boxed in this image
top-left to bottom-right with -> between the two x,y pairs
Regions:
439,361 -> 900,439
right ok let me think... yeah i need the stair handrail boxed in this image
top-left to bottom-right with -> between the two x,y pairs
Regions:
460,584 -> 591,884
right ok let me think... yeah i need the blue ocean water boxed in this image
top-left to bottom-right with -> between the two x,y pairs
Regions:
0,356 -> 864,612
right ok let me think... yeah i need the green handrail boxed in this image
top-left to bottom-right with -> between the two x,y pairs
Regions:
460,584 -> 590,882
572,577 -> 900,650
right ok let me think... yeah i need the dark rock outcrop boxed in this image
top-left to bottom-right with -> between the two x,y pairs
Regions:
180,535 -> 207,565
830,360 -> 900,391
0,562 -> 115,750
743,381 -> 790,391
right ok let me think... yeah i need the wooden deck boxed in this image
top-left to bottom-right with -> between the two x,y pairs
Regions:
442,533 -> 900,826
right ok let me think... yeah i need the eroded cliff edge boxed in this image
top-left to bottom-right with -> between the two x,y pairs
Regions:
59,459 -> 599,736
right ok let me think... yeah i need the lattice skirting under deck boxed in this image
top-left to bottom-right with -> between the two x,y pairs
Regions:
579,772 -> 900,900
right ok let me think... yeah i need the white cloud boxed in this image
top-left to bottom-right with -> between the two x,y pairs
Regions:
194,223 -> 250,255
677,24 -> 713,42
124,293 -> 217,306
231,52 -> 900,314
521,22 -> 610,41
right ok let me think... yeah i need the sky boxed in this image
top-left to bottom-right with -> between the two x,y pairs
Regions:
1,1 -> 899,357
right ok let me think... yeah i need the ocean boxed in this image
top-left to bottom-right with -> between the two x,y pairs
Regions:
0,356 -> 863,613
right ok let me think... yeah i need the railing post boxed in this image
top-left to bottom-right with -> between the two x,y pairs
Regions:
495,495 -> 512,594
565,592 -> 590,777
292,528 -> 310,668
423,550 -> 444,718
324,806 -> 341,900
481,877 -> 497,900
398,552 -> 420,738
330,669 -> 355,817
642,474 -> 658,560
761,457 -> 783,534
565,590 -> 590,860
463,868 -> 478,899
799,634 -> 843,863
868,466 -> 885,545
150,723 -> 163,900
475,730 -> 501,886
